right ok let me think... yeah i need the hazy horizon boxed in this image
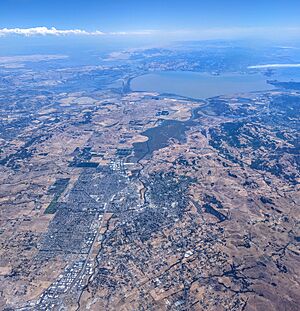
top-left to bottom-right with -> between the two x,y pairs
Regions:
1,0 -> 300,55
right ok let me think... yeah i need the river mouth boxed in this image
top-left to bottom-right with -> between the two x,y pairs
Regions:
131,71 -> 275,99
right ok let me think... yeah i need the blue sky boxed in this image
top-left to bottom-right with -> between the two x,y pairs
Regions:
1,0 -> 300,41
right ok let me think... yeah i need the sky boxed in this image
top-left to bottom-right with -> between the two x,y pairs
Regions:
1,0 -> 300,53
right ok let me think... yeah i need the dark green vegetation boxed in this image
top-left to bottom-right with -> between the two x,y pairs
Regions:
44,178 -> 70,214
69,147 -> 99,168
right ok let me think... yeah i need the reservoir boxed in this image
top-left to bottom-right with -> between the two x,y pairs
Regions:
131,71 -> 274,99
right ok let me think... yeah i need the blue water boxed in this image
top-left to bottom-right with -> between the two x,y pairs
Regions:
131,71 -> 275,99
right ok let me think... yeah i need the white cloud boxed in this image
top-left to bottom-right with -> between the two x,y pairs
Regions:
1,26 -> 300,39
0,26 -> 105,36
0,26 -> 157,37
248,64 -> 300,69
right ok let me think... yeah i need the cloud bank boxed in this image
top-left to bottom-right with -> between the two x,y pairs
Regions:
0,27 -> 104,36
248,64 -> 300,69
1,26 -> 300,39
0,26 -> 155,37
